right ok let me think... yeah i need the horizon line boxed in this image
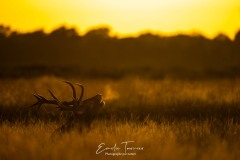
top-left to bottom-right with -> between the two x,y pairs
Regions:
1,23 -> 239,40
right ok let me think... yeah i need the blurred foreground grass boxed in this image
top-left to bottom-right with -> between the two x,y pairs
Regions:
0,76 -> 240,159
1,120 -> 240,160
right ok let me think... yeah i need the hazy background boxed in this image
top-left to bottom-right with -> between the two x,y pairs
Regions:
1,0 -> 240,79
0,25 -> 240,79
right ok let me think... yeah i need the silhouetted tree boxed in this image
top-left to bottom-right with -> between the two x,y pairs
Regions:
234,30 -> 240,43
84,27 -> 111,39
50,26 -> 79,39
0,24 -> 240,78
0,25 -> 11,37
214,34 -> 231,42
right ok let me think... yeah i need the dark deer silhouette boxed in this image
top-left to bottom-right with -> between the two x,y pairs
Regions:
30,81 -> 105,133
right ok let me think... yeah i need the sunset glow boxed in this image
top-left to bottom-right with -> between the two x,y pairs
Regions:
1,0 -> 240,39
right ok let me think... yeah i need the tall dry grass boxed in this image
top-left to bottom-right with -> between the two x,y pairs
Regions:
0,120 -> 240,160
0,76 -> 240,159
0,75 -> 239,107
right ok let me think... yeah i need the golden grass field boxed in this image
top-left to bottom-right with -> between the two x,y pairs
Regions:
0,76 -> 240,160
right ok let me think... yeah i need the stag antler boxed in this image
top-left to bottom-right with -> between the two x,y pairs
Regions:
30,81 -> 104,115
75,83 -> 84,102
30,93 -> 58,109
30,81 -> 83,109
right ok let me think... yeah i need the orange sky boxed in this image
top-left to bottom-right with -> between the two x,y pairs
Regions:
1,0 -> 240,39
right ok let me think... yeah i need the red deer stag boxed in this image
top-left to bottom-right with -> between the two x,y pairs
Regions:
30,81 -> 105,133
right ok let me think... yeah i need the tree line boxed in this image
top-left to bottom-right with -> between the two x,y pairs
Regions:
0,25 -> 240,78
